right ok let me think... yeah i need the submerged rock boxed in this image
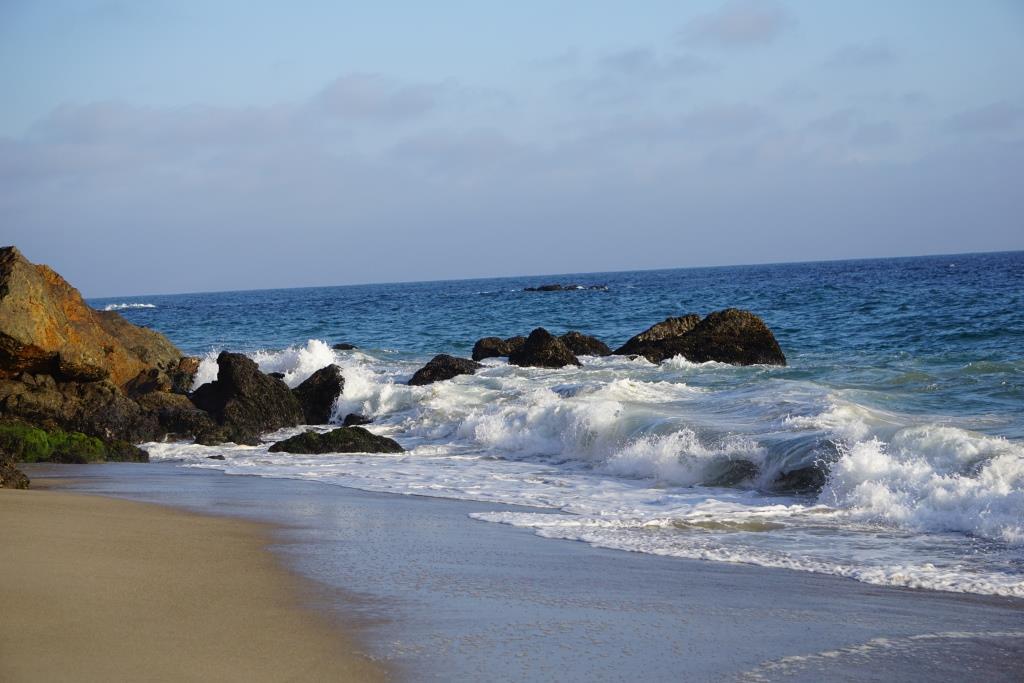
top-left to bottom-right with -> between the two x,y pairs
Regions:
471,336 -> 526,361
292,364 -> 344,424
614,309 -> 785,366
408,354 -> 482,386
190,352 -> 303,445
524,283 -> 608,292
559,331 -> 611,357
268,427 -> 403,454
508,328 -> 580,369
342,413 -> 372,427
332,342 -> 357,351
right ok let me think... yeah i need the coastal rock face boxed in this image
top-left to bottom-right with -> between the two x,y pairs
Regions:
292,364 -> 344,424
559,331 -> 611,357
268,427 -> 403,454
614,310 -> 785,366
408,354 -> 483,386
508,328 -> 581,369
0,450 -> 30,489
190,352 -> 303,445
614,315 -> 701,356
0,246 -> 186,388
471,336 -> 526,361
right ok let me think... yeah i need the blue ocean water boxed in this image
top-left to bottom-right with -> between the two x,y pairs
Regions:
91,251 -> 1024,596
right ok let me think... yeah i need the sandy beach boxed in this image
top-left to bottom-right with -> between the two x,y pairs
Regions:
0,488 -> 385,683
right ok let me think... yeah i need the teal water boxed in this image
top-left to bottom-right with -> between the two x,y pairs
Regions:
91,251 -> 1024,596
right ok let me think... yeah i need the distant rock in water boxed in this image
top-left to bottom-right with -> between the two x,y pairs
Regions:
342,413 -> 371,427
471,336 -> 526,361
614,309 -> 785,366
559,331 -> 611,357
508,328 -> 581,369
268,426 -> 403,454
292,364 -> 344,424
524,283 -> 608,292
332,342 -> 358,351
409,354 -> 482,386
190,352 -> 303,445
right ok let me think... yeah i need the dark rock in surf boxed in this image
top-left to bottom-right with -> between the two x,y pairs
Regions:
206,454 -> 225,461
559,331 -> 611,357
408,354 -> 482,386
332,342 -> 357,351
614,310 -> 785,366
507,328 -> 580,369
771,465 -> 827,493
189,352 -> 303,445
471,336 -> 526,361
342,413 -> 371,427
268,426 -> 403,454
268,372 -> 285,380
292,364 -> 344,424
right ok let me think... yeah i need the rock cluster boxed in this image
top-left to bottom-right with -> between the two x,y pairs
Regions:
268,427 -> 403,454
408,354 -> 482,386
508,328 -> 581,368
292,364 -> 344,424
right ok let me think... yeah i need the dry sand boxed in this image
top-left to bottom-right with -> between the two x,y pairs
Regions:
0,489 -> 386,682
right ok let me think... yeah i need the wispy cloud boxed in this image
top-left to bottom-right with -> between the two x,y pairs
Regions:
680,1 -> 794,47
948,101 -> 1024,133
825,39 -> 897,69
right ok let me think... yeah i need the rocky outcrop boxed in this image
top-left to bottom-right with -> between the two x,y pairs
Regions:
524,283 -> 608,292
408,354 -> 482,386
190,352 -> 303,445
342,413 -> 372,427
471,336 -> 526,361
0,422 -> 146,464
0,450 -> 30,489
508,328 -> 581,369
559,331 -> 611,356
0,246 -> 186,388
268,427 -> 403,454
614,310 -> 785,366
292,364 -> 344,424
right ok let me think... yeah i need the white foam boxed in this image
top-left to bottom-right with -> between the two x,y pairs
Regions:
102,302 -> 156,311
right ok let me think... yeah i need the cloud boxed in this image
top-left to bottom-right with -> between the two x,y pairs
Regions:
948,101 -> 1024,133
851,121 -> 900,147
315,74 -> 439,121
598,48 -> 712,79
680,1 -> 794,47
825,39 -> 897,69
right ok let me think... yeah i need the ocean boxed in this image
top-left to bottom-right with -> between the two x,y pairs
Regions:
90,251 -> 1024,597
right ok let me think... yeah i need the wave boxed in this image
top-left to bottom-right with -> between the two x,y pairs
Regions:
167,339 -> 1024,596
102,302 -> 156,311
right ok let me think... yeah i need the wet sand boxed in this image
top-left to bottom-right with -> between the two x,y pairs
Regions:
0,488 -> 385,683
23,463 -> 1024,682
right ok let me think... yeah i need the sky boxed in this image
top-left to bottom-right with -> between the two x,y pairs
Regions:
1,1 -> 1022,296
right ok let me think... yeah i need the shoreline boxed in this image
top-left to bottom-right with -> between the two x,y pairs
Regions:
0,486 -> 386,683
24,462 -> 1024,682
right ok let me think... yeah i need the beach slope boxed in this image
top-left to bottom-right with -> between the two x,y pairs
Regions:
0,489 -> 384,682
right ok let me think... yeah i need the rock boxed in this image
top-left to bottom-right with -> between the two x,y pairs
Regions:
0,421 -> 147,464
0,377 -> 161,443
614,315 -> 701,356
559,331 -> 611,356
268,427 -> 403,454
771,465 -> 827,493
268,372 -> 285,380
471,336 -> 526,361
206,454 -> 225,461
332,342 -> 357,350
408,354 -> 482,386
507,328 -> 581,369
342,413 -> 372,427
135,392 -> 217,440
0,246 -> 184,387
292,364 -> 344,424
190,352 -> 303,445
614,310 -> 786,366
0,450 -> 30,489
169,356 -> 200,394
523,283 -> 608,292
